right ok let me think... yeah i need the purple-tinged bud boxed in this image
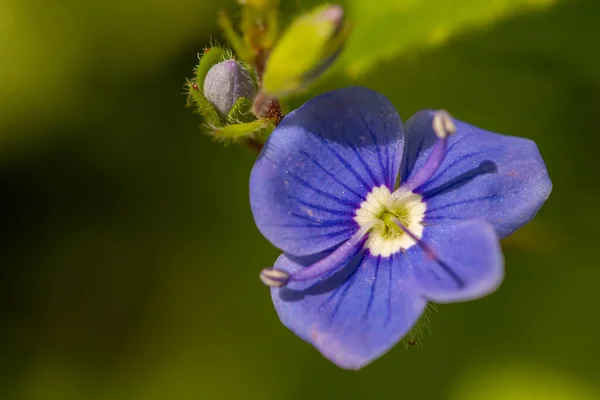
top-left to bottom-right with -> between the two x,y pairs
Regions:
262,4 -> 350,96
203,59 -> 256,118
317,4 -> 344,32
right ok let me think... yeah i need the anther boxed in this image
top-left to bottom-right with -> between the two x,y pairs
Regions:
403,110 -> 457,192
260,268 -> 290,288
392,216 -> 465,288
259,226 -> 373,288
432,110 -> 456,139
391,217 -> 437,260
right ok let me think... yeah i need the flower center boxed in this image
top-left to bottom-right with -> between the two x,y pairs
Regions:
259,110 -> 457,287
354,186 -> 426,257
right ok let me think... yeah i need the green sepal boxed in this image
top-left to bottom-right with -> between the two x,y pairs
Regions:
212,118 -> 275,142
262,4 -> 350,97
184,78 -> 222,127
194,46 -> 229,87
402,302 -> 438,348
237,60 -> 259,92
227,97 -> 255,124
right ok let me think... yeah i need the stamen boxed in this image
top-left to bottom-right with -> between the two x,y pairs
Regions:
403,110 -> 456,192
390,217 -> 436,259
260,268 -> 290,287
259,226 -> 373,288
432,110 -> 456,139
391,216 -> 465,288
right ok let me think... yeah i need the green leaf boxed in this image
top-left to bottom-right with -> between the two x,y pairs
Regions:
340,0 -> 558,77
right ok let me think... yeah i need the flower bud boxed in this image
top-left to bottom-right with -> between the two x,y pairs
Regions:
203,59 -> 257,118
262,4 -> 349,97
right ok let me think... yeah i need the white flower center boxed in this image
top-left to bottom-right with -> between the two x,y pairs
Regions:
354,185 -> 426,257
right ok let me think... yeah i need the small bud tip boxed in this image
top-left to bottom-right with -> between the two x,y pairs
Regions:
320,5 -> 344,24
432,109 -> 456,139
260,268 -> 290,288
221,59 -> 238,71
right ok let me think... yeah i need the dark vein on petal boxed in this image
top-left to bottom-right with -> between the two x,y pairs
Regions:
313,131 -> 371,189
384,254 -> 394,327
423,215 -> 462,222
435,259 -> 465,288
319,281 -> 345,311
426,195 -> 500,214
426,266 -> 443,281
288,211 -> 351,227
299,149 -> 365,200
405,133 -> 476,182
269,221 -> 351,229
445,132 -> 476,155
383,127 -> 394,189
363,256 -> 381,323
344,136 -> 379,187
319,293 -> 339,313
361,115 -> 387,188
279,227 -> 355,241
287,173 -> 356,208
289,197 -> 355,217
419,148 -> 497,189
329,252 -> 366,325
263,148 -> 358,208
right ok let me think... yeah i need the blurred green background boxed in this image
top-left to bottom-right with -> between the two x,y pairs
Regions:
1,0 -> 599,398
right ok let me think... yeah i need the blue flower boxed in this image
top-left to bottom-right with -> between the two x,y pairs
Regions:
250,87 -> 551,369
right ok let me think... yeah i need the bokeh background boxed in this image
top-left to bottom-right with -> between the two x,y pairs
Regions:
1,0 -> 599,398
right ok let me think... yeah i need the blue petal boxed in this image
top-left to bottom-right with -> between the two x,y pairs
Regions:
250,87 -> 404,256
271,251 -> 426,370
402,110 -> 552,238
407,219 -> 503,303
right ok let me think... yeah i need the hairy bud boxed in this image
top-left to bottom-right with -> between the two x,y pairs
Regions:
203,59 -> 256,118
